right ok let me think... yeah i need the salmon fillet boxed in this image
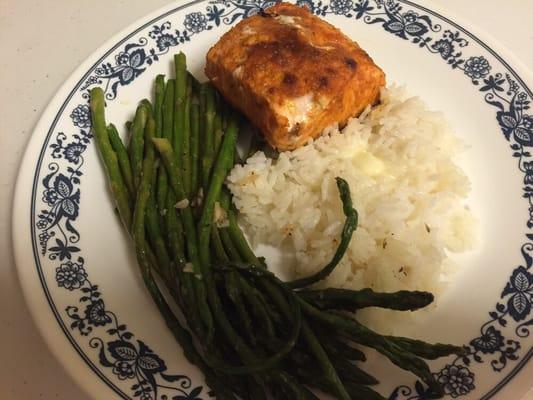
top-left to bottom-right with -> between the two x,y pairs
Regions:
205,2 -> 386,150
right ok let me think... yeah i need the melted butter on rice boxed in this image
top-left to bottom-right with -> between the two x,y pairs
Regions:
227,86 -> 478,333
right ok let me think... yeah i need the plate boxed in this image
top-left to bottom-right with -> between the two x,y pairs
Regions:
12,0 -> 533,399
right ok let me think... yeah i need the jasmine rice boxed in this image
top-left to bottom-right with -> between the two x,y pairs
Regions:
227,86 -> 477,331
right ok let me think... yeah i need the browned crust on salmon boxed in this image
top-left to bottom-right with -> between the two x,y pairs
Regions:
205,2 -> 385,150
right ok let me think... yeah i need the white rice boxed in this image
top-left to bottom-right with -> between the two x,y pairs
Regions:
227,86 -> 477,332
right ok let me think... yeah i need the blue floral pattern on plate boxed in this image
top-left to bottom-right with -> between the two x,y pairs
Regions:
31,0 -> 532,398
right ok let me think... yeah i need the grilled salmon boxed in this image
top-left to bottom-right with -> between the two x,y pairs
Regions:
205,2 -> 385,150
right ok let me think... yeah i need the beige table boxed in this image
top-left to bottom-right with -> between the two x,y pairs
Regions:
1,1 -> 532,399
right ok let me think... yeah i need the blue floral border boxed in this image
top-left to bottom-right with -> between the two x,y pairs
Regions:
30,0 -> 532,399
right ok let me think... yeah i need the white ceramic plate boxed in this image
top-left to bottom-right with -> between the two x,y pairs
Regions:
13,0 -> 533,399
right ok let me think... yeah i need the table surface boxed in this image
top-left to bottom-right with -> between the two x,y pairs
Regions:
1,1 -> 532,399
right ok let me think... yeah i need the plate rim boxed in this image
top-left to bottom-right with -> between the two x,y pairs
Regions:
12,0 -> 533,399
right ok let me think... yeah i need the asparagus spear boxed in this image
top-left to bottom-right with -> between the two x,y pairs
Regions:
299,288 -> 434,312
318,335 -> 366,362
174,53 -> 187,170
129,101 -> 149,190
213,113 -> 223,155
157,79 -> 175,213
154,75 -> 165,138
288,177 -> 358,289
182,85 -> 192,197
226,205 -> 264,267
190,95 -> 201,199
388,336 -> 465,360
89,88 -> 132,230
107,123 -> 135,198
201,84 -> 216,189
